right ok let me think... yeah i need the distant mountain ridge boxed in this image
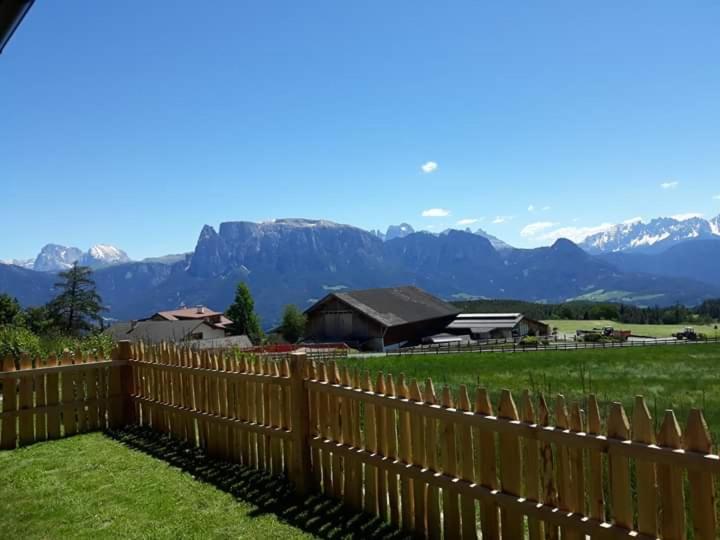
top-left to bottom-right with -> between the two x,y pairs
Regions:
7,243 -> 132,272
580,214 -> 720,254
1,217 -> 718,326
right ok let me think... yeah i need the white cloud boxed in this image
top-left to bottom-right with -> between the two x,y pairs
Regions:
671,212 -> 704,221
623,217 -> 643,225
527,205 -> 535,212
520,221 -> 556,237
660,181 -> 679,190
492,215 -> 513,224
542,206 -> 551,211
713,194 -> 720,200
421,208 -> 450,217
538,223 -> 615,244
456,218 -> 479,226
421,161 -> 438,173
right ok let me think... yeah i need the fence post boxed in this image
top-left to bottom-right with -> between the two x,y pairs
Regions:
109,340 -> 135,429
288,352 -> 312,495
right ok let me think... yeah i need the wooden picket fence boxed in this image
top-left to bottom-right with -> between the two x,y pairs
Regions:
1,341 -> 719,539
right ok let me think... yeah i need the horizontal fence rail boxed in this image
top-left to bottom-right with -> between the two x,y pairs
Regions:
2,341 -> 718,539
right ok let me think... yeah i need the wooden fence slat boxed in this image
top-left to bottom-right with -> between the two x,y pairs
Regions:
375,372 -> 388,520
350,368 -> 363,510
18,357 -> 34,445
61,354 -> 77,437
85,365 -> 99,431
475,388 -> 499,540
521,390 -> 543,540
362,370 -> 378,515
35,363 -> 47,441
685,409 -> 717,540
1,358 -> 18,449
458,385 -> 477,540
569,402 -> 586,538
498,389 -> 524,539
440,386 -> 461,539
423,379 -> 441,540
409,379 -> 427,536
657,410 -> 686,540
309,361 -> 321,489
45,355 -> 61,439
397,375 -> 414,532
385,374 -> 400,528
607,402 -> 633,530
331,363 -> 344,500
74,355 -> 87,434
631,396 -> 657,537
587,395 -> 605,522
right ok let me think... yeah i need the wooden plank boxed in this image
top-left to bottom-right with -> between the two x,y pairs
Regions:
685,408 -> 717,540
46,355 -> 61,439
568,401 -> 586,540
61,354 -> 77,437
319,363 -> 332,495
440,385 -> 461,538
656,409 -> 686,540
457,385 -> 477,540
341,367 -> 353,502
475,388 -> 500,540
553,394 -> 574,540
18,357 -> 34,446
308,361 -> 321,490
521,390 -> 543,540
607,402 -> 633,530
424,379 -> 441,540
385,373 -> 400,528
410,379 -> 426,536
307,380 -> 720,474
1,358 -> 17,449
396,374 -> 415,532
631,396 -> 657,537
497,389 -> 524,539
587,394 -> 605,522
74,355 -> 87,433
374,372 -> 388,520
350,368 -> 363,511
362,370 -> 378,515
331,363 -> 344,500
85,366 -> 99,431
35,363 -> 47,441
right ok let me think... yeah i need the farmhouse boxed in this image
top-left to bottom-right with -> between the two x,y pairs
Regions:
446,312 -> 550,340
304,286 -> 461,351
144,305 -> 233,332
105,320 -> 227,345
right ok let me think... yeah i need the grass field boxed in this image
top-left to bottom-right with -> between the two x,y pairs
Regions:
544,319 -> 720,338
0,430 -> 403,540
341,343 -> 720,441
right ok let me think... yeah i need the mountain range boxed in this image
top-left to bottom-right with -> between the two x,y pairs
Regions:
1,215 -> 718,327
580,215 -> 720,254
3,243 -> 132,272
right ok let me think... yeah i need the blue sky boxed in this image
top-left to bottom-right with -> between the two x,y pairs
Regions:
2,1 -> 720,260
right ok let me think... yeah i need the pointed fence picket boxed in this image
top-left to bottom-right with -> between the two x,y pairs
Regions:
2,341 -> 720,540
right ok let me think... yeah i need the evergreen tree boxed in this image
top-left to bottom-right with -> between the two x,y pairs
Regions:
48,263 -> 104,336
279,304 -> 306,343
225,282 -> 263,344
0,294 -> 22,326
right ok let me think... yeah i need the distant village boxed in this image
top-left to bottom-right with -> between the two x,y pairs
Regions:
106,285 -> 550,352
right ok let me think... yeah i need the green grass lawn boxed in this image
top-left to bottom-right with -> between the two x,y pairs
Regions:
341,343 -> 720,441
544,319 -> 720,338
0,430 -> 404,540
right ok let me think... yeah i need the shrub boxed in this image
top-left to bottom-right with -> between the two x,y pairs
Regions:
0,326 -> 42,363
519,336 -> 539,347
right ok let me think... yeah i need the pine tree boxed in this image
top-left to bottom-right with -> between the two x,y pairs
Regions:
279,304 -> 306,343
48,263 -> 104,336
225,282 -> 263,344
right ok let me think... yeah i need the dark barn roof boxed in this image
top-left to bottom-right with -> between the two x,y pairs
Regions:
307,286 -> 460,328
0,0 -> 34,54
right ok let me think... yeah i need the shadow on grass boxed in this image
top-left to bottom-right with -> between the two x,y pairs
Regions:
106,426 -> 410,540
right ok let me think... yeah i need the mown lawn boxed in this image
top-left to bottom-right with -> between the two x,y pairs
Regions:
341,343 -> 720,441
544,319 -> 719,338
0,433 -> 312,539
0,430 -> 405,540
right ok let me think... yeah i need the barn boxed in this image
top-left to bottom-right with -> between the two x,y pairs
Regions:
304,286 -> 461,351
446,313 -> 550,340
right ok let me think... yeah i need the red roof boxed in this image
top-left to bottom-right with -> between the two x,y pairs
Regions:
150,306 -> 233,329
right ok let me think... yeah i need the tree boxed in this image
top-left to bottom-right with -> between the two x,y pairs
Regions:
279,304 -> 306,343
47,263 -> 104,336
225,282 -> 263,344
0,294 -> 21,326
21,305 -> 55,335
